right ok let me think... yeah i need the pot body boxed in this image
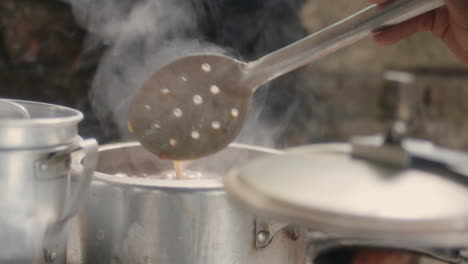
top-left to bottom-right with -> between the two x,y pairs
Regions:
224,140 -> 468,263
0,146 -> 69,264
0,99 -> 98,264
72,142 -> 308,264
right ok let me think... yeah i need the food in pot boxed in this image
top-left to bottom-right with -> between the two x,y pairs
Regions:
113,167 -> 218,180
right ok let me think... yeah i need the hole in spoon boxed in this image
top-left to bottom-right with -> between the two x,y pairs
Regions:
173,108 -> 183,118
161,88 -> 170,95
193,95 -> 203,105
144,105 -> 151,110
210,85 -> 220,95
201,63 -> 211,72
191,131 -> 200,139
169,138 -> 178,147
211,121 -> 220,130
180,74 -> 188,82
231,108 -> 239,118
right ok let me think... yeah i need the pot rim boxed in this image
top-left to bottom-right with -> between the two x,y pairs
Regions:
0,99 -> 84,149
71,141 -> 282,190
0,99 -> 83,126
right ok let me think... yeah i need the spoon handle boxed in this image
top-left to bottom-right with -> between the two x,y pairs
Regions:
244,0 -> 445,89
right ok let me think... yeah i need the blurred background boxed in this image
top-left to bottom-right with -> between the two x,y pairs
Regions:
1,1 -> 465,263
0,0 -> 467,150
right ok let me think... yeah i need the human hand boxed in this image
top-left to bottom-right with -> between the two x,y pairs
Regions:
369,0 -> 468,66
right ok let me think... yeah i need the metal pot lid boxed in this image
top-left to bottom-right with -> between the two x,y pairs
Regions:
0,99 -> 83,149
224,138 -> 468,247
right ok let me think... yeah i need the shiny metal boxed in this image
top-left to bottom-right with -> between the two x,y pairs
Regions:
224,140 -> 468,248
0,99 -> 97,264
352,134 -> 468,177
0,99 -> 30,119
70,142 -> 309,264
255,220 -> 290,248
130,0 -> 444,160
245,0 -> 445,87
45,250 -> 57,263
0,137 -> 97,264
42,139 -> 98,264
351,141 -> 410,168
0,144 -> 68,263
0,100 -> 83,148
256,231 -> 268,244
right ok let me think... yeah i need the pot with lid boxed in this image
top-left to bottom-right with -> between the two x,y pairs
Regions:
70,142 -> 309,264
0,99 -> 98,264
70,138 -> 468,264
224,135 -> 468,263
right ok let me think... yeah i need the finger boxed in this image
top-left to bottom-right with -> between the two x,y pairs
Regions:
373,13 -> 430,45
440,28 -> 468,66
373,8 -> 449,45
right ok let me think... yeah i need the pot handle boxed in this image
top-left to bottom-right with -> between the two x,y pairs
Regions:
42,138 -> 98,262
62,138 -> 98,221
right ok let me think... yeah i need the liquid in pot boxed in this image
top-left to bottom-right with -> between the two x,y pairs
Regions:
114,161 -> 218,180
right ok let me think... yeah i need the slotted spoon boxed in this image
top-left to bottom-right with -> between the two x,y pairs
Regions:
130,0 -> 445,160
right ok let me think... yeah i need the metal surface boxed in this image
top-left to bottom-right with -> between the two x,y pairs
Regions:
0,100 -> 83,149
130,0 -> 444,160
0,99 -> 97,263
70,142 -> 309,264
352,134 -> 468,177
43,139 -> 98,264
224,141 -> 468,247
0,138 -> 97,264
0,99 -> 30,119
255,219 -> 290,248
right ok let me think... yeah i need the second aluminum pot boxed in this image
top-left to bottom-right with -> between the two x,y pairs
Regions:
0,99 -> 98,264
70,142 -> 309,264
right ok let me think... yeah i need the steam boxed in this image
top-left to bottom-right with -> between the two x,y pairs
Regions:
66,0 -> 299,149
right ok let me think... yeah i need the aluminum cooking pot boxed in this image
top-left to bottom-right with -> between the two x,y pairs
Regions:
224,136 -> 468,263
0,99 -> 98,264
70,142 -> 309,264
69,140 -> 468,264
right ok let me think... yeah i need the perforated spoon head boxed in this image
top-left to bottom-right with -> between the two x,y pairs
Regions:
129,54 -> 251,160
